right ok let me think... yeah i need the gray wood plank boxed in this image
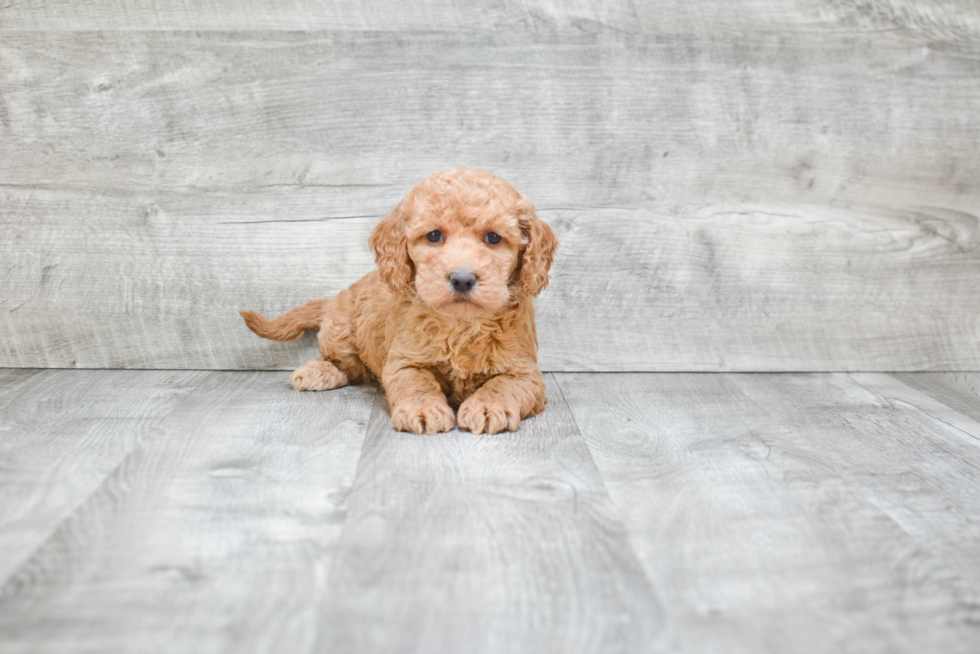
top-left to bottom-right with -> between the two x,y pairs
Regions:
4,189 -> 980,371
0,369 -> 207,585
0,189 -> 377,370
0,372 -> 376,654
3,32 -> 978,208
848,373 -> 980,450
727,374 -> 980,623
1,0 -> 977,36
891,372 -> 980,425
538,204 -> 980,371
316,374 -> 673,654
555,372 -> 980,654
0,368 -> 47,403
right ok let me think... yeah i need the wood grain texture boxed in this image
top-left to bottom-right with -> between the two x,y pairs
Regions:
2,29 -> 979,370
728,373 -> 980,626
891,372 -> 980,424
6,191 -> 979,371
1,189 -> 377,370
0,368 -> 207,585
540,204 -> 980,371
554,372 -> 980,653
316,374 -> 673,654
1,0 -> 978,37
1,370 -> 980,651
3,31 -> 979,206
0,372 -> 376,654
850,372 -> 980,449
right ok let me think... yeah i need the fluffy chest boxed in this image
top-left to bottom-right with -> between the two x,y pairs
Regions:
415,317 -> 514,404
432,323 -> 508,376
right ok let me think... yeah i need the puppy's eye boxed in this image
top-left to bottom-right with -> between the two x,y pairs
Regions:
425,230 -> 443,243
484,232 -> 502,245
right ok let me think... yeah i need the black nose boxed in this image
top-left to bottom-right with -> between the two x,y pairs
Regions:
449,270 -> 477,294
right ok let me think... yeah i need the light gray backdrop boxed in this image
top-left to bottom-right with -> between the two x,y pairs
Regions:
2,1 -> 979,371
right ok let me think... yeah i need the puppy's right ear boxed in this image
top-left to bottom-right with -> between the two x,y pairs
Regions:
368,204 -> 413,293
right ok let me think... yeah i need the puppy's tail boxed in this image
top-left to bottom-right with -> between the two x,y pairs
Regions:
239,299 -> 328,342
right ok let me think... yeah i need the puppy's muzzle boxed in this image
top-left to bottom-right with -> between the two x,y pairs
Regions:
449,269 -> 478,295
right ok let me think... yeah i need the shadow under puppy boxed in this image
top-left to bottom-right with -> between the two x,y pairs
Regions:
240,167 -> 558,435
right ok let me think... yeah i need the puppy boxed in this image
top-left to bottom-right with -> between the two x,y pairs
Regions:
240,167 -> 558,435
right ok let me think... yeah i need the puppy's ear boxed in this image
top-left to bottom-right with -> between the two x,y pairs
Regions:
517,199 -> 558,297
368,204 -> 413,293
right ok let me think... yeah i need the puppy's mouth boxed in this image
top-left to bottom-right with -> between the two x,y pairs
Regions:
439,291 -> 490,316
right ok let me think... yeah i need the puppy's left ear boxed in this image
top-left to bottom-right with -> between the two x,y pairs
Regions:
368,203 -> 413,293
517,198 -> 558,297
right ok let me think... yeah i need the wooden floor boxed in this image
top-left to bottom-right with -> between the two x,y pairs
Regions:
1,369 -> 979,653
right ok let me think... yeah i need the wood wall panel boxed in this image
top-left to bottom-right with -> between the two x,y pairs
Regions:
2,23 -> 979,370
2,0 -> 978,37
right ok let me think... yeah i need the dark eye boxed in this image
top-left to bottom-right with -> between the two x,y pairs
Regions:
485,232 -> 502,245
426,230 -> 443,243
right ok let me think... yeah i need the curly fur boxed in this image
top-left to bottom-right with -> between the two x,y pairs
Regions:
240,167 -> 558,434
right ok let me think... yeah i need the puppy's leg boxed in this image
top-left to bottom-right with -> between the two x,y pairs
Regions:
290,359 -> 350,391
383,367 -> 456,435
457,370 -> 547,435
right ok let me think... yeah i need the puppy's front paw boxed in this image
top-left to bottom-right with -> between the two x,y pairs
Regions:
390,398 -> 456,435
457,396 -> 521,435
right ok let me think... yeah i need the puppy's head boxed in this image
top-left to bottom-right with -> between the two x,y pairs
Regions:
368,167 -> 557,317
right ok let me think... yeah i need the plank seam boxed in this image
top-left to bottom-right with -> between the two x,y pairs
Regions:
0,370 -> 216,590
849,373 -> 980,450
550,372 -> 671,596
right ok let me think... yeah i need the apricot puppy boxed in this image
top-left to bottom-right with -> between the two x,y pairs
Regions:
240,167 -> 558,435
